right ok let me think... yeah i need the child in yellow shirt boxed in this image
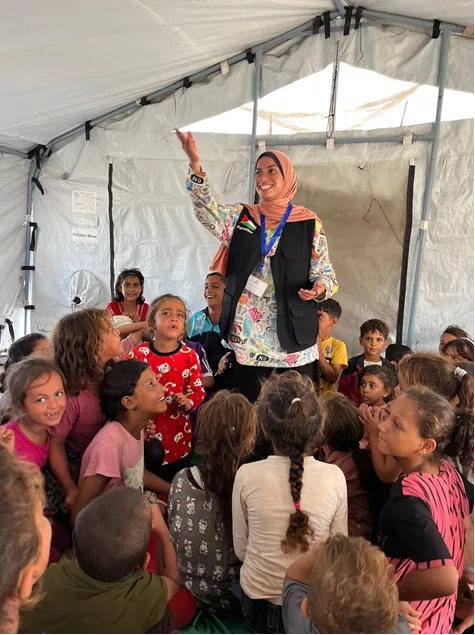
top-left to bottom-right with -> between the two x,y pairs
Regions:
317,299 -> 348,394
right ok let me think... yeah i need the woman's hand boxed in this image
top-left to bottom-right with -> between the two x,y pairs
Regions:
216,352 -> 232,376
298,281 -> 325,302
175,129 -> 201,173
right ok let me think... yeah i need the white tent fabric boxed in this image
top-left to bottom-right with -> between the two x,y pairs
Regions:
0,5 -> 473,351
0,1 -> 472,150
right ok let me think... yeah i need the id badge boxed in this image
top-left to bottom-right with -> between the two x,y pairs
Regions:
245,274 -> 268,298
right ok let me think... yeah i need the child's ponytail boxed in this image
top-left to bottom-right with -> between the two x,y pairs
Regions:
446,364 -> 474,477
257,372 -> 321,554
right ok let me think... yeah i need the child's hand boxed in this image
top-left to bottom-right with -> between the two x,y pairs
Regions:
359,404 -> 387,432
145,420 -> 157,441
216,352 -> 231,376
0,427 -> 15,455
150,502 -> 170,536
454,595 -> 474,634
65,485 -> 79,510
173,393 -> 192,412
464,512 -> 474,584
399,602 -> 422,632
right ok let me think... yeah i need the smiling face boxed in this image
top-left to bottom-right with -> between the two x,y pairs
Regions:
124,367 -> 167,416
22,372 -> 66,428
254,155 -> 285,201
152,299 -> 186,341
121,275 -> 143,304
360,373 -> 389,406
204,275 -> 225,308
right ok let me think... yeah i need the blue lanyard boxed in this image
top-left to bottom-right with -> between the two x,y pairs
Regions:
259,202 -> 293,274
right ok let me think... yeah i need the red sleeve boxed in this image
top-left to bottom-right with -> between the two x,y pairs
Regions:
184,349 -> 206,411
139,303 -> 149,321
107,301 -> 121,316
338,370 -> 350,397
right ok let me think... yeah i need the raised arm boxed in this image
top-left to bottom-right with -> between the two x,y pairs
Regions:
175,129 -> 242,242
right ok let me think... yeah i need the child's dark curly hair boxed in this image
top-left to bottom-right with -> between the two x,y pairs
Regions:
256,371 -> 322,554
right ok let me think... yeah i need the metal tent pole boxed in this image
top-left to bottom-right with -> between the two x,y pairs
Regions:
331,0 -> 346,17
248,48 -> 262,202
255,133 -> 434,146
406,29 -> 451,347
23,159 -> 37,334
0,145 -> 29,159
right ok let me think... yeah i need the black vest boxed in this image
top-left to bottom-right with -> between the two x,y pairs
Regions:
219,207 -> 318,354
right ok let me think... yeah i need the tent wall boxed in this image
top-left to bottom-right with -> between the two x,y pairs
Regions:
0,155 -> 29,349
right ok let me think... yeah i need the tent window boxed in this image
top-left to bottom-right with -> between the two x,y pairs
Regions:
184,63 -> 474,135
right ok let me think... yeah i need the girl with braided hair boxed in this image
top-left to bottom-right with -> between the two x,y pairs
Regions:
232,371 -> 347,633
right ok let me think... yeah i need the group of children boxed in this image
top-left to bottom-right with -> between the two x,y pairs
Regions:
0,266 -> 473,634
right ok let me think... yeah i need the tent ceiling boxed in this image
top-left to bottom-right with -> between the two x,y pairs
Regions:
0,0 -> 472,152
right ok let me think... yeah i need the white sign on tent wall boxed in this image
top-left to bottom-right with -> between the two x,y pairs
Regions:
72,190 -> 99,243
72,190 -> 97,215
71,227 -> 99,243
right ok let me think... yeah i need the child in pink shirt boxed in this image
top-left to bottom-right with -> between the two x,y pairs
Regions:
73,360 -> 170,521
1,358 -> 66,469
46,309 -> 142,515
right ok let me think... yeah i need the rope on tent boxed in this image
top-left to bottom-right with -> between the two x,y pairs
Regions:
326,40 -> 340,139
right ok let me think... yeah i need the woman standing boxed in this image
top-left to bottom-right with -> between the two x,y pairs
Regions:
176,131 -> 338,401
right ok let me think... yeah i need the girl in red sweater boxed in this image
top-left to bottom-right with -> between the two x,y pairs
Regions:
130,294 -> 205,481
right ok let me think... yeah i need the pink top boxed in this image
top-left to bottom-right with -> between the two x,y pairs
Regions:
107,301 -> 149,321
48,336 -> 134,455
3,419 -> 49,469
79,421 -> 145,492
49,388 -> 104,455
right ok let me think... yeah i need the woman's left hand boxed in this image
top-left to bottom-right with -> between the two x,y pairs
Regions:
298,282 -> 325,302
